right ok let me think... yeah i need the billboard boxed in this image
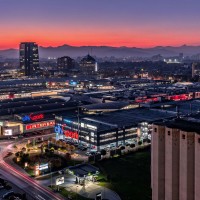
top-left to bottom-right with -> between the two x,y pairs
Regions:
22,113 -> 44,122
25,120 -> 55,131
56,176 -> 64,185
36,163 -> 49,171
4,129 -> 13,136
55,124 -> 79,139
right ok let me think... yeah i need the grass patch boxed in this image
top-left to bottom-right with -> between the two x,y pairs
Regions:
25,168 -> 35,177
67,159 -> 82,166
96,148 -> 152,200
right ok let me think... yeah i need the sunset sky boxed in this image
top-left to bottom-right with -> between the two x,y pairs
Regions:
0,0 -> 200,49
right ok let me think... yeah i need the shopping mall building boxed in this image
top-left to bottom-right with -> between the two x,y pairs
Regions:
55,107 -> 176,150
0,96 -> 77,137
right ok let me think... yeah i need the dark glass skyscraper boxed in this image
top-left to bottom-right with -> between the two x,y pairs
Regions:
57,56 -> 75,72
19,42 -> 39,76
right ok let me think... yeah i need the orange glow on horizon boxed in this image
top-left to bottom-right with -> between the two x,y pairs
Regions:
1,0 -> 200,50
0,27 -> 200,50
1,39 -> 198,50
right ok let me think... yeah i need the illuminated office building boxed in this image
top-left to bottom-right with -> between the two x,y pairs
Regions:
20,42 -> 39,76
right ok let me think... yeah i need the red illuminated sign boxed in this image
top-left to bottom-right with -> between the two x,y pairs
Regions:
25,120 -> 55,131
168,94 -> 189,101
64,130 -> 79,139
22,113 -> 44,122
55,123 -> 79,140
30,113 -> 44,121
60,124 -> 79,139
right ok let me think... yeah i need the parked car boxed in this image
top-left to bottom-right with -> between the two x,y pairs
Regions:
85,152 -> 91,156
3,191 -> 14,199
0,184 -> 4,189
90,152 -> 96,156
125,142 -> 130,146
78,146 -> 87,151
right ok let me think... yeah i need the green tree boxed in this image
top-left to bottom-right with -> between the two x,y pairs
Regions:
101,149 -> 107,156
21,147 -> 26,153
130,143 -> 135,148
120,146 -> 125,150
65,153 -> 71,161
15,152 -> 20,157
70,145 -> 75,153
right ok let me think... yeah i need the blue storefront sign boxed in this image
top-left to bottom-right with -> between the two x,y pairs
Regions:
22,115 -> 31,122
55,124 -> 63,135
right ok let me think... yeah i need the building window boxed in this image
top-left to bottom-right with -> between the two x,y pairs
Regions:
168,131 -> 170,136
154,128 -> 157,132
182,134 -> 185,139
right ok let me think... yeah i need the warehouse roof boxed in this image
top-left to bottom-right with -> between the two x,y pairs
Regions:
80,101 -> 129,111
0,96 -> 78,116
81,108 -> 176,131
148,99 -> 200,115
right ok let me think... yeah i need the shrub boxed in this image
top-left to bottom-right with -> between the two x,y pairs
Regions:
21,147 -> 26,152
101,149 -> 107,156
130,143 -> 135,148
120,146 -> 125,150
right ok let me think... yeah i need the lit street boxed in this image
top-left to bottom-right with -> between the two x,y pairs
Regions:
0,1 -> 199,199
0,135 -> 64,200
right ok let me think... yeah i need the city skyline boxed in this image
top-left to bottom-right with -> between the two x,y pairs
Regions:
1,0 -> 200,49
0,1 -> 200,200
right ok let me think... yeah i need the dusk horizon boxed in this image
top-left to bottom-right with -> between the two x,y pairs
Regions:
1,43 -> 200,51
0,1 -> 200,200
1,0 -> 200,49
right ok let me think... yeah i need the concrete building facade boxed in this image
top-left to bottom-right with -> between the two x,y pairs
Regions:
152,117 -> 200,200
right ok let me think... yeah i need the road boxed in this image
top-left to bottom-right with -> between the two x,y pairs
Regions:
0,134 -> 65,200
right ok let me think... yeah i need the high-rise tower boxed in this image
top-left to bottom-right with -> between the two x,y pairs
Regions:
20,42 -> 39,76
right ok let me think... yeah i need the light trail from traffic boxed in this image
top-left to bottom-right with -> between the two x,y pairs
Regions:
0,133 -> 64,200
0,161 -> 64,200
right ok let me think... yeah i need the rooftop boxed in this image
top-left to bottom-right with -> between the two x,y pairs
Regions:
154,114 -> 200,134
0,96 -> 78,116
81,101 -> 129,111
80,54 -> 96,63
60,107 -> 176,131
83,108 -> 175,130
68,164 -> 99,177
148,99 -> 200,115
